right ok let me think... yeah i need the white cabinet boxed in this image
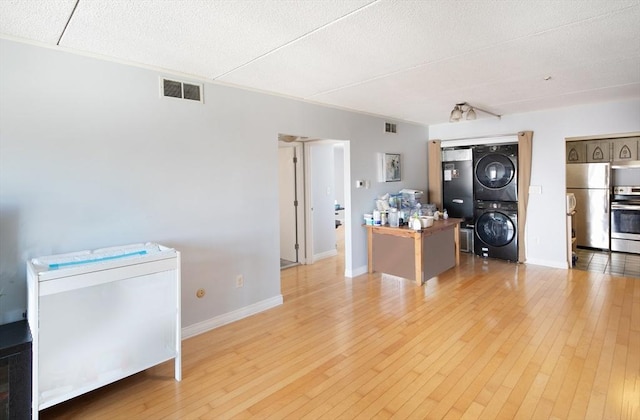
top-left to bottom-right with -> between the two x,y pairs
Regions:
27,243 -> 181,419
566,141 -> 587,163
586,140 -> 611,163
612,137 -> 639,162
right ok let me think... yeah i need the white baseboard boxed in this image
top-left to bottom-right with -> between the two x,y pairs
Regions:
525,258 -> 569,269
314,249 -> 337,261
182,295 -> 283,339
346,265 -> 368,278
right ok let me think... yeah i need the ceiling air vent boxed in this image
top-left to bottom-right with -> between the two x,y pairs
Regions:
160,77 -> 203,103
385,122 -> 397,133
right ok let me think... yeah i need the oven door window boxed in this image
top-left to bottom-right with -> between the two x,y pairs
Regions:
611,208 -> 640,237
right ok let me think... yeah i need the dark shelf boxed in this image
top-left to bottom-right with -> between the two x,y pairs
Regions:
0,320 -> 32,420
0,320 -> 32,356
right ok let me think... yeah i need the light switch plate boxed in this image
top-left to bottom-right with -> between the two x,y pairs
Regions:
529,185 -> 542,194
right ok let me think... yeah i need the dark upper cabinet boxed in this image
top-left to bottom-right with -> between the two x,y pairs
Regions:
612,137 -> 639,162
566,141 -> 587,163
567,138 -> 639,164
586,140 -> 611,163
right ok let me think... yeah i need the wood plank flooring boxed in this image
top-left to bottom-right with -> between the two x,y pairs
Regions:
40,252 -> 639,419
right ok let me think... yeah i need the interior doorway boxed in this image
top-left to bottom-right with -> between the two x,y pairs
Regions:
278,135 -> 351,274
278,141 -> 304,268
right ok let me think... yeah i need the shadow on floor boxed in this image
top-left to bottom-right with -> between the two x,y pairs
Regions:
280,258 -> 299,270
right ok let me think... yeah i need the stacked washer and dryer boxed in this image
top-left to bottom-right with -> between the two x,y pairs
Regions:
472,143 -> 519,262
441,143 -> 519,262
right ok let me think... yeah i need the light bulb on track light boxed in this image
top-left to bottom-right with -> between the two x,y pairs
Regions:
466,107 -> 476,120
449,105 -> 463,122
448,102 -> 500,122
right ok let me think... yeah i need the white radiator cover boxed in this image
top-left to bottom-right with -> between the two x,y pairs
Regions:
27,243 -> 181,419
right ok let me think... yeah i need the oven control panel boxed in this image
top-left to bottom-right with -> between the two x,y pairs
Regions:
613,186 -> 640,195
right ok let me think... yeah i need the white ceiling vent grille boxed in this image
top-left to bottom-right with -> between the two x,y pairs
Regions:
385,122 -> 397,133
160,77 -> 203,103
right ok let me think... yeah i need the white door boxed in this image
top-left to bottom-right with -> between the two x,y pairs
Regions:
306,142 -> 338,262
279,147 -> 298,262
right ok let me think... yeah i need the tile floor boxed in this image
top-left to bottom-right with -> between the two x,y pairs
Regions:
573,248 -> 640,278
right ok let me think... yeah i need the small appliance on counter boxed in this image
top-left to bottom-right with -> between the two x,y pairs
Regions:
566,193 -> 576,214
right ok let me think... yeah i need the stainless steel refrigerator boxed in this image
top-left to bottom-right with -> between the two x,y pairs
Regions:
566,162 -> 610,250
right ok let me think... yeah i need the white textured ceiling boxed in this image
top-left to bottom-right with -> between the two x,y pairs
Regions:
1,0 -> 639,125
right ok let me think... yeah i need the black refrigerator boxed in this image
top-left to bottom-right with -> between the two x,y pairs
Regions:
442,147 -> 474,227
442,146 -> 474,253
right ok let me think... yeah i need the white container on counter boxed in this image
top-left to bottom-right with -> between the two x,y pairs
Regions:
388,208 -> 399,227
420,216 -> 435,228
373,210 -> 381,226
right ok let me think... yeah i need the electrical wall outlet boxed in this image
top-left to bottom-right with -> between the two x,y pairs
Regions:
196,288 -> 206,298
236,275 -> 244,288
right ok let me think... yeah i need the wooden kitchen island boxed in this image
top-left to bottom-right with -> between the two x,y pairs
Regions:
365,218 -> 462,286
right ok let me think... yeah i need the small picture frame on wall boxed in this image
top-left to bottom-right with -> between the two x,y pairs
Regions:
384,153 -> 401,182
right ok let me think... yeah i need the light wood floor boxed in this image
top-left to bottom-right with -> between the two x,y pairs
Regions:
41,251 -> 639,419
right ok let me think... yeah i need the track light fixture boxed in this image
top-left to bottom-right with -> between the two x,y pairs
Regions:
449,102 -> 501,122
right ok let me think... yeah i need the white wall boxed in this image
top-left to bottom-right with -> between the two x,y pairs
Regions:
0,39 -> 429,326
430,99 -> 640,268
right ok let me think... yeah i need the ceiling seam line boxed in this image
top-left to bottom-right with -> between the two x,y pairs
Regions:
309,4 -> 640,98
311,50 -> 640,100
495,82 -> 640,107
57,0 -> 80,45
212,0 -> 380,80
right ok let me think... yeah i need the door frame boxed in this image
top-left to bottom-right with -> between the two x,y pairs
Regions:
278,135 -> 352,275
278,141 -> 306,264
304,139 -> 351,272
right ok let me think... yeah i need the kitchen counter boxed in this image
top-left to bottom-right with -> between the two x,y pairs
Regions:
365,218 -> 462,285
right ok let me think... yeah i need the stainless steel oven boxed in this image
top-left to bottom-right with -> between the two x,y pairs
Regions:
611,186 -> 640,254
